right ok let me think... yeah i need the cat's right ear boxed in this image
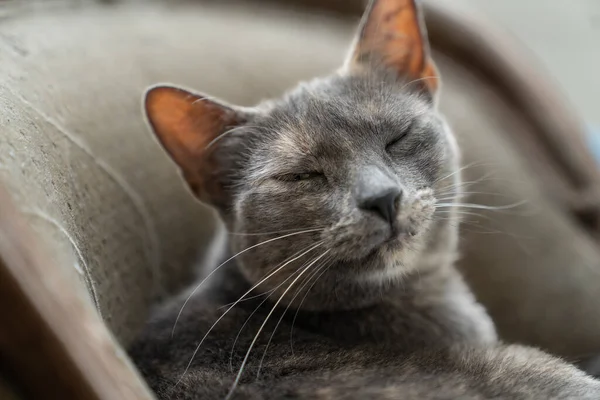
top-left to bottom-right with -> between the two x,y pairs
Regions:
144,85 -> 248,206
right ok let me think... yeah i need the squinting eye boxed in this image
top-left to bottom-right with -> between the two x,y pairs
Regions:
386,123 -> 413,151
386,133 -> 408,151
276,172 -> 322,182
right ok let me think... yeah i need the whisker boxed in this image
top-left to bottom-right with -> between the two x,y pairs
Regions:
173,242 -> 324,387
228,294 -> 272,373
435,175 -> 496,194
435,190 -> 513,198
436,173 -> 531,194
432,162 -> 481,186
227,254 -> 319,372
227,226 -> 326,236
434,192 -> 517,203
171,228 -> 323,337
435,215 -> 535,241
435,200 -> 527,211
290,258 -> 333,355
433,162 -> 511,196
435,197 -> 462,202
218,291 -> 273,311
218,243 -> 329,311
436,209 -> 491,220
435,216 -> 489,230
225,249 -> 331,400
256,255 -> 332,377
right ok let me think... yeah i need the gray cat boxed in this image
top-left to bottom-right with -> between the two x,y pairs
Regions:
129,0 -> 600,398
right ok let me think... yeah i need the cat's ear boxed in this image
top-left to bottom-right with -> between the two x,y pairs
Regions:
345,0 -> 439,96
144,85 -> 247,205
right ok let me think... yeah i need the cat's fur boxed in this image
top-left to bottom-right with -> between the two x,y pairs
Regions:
130,0 -> 600,398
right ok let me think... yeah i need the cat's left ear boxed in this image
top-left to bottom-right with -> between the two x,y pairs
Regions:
144,85 -> 249,206
345,0 -> 439,97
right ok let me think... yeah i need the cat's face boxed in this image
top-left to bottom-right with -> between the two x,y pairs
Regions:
230,72 -> 457,286
145,0 -> 460,308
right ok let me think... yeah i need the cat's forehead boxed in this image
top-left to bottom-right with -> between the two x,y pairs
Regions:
261,74 -> 433,157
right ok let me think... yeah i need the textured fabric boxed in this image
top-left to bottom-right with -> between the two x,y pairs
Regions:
1,0 -> 600,360
0,0 -> 354,345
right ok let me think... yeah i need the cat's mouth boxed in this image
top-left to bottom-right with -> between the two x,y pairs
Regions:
385,229 -> 411,248
380,225 -> 419,253
327,222 -> 419,263
324,191 -> 435,263
364,232 -> 404,258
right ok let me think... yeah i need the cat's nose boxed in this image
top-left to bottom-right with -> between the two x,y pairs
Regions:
359,188 -> 402,225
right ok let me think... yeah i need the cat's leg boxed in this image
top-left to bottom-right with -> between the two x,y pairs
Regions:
425,344 -> 600,399
243,345 -> 600,400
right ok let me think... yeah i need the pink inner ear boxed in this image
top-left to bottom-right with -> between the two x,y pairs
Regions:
144,86 -> 240,202
145,87 -> 221,161
350,0 -> 439,94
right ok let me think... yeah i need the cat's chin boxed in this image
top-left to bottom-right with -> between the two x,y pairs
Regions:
363,234 -> 404,259
328,226 -> 421,264
384,230 -> 413,250
353,229 -> 430,282
333,231 -> 420,279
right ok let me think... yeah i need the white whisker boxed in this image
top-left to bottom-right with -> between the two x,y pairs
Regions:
171,228 -> 323,337
290,259 -> 332,355
435,172 -> 497,193
435,190 -> 513,199
436,210 -> 490,222
227,253 -> 319,372
218,243 -> 329,312
227,226 -> 326,236
436,200 -> 527,211
218,291 -> 273,311
225,249 -> 331,400
256,256 -> 332,377
173,242 -> 324,387
228,296 -> 271,373
433,162 -> 479,186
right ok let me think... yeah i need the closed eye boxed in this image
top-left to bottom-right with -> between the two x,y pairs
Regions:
386,124 -> 412,151
274,172 -> 323,182
386,132 -> 409,151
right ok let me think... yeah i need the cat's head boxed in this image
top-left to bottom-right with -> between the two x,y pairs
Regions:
145,0 -> 460,309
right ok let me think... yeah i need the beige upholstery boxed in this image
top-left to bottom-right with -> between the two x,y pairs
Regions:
1,0 -> 600,398
0,0 -> 355,344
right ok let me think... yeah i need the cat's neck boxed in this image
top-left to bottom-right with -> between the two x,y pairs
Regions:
281,250 -> 459,312
212,219 -> 496,346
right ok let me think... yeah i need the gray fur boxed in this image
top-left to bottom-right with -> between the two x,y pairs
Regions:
130,2 -> 600,398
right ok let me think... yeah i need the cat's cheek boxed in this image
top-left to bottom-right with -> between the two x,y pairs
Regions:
407,146 -> 447,186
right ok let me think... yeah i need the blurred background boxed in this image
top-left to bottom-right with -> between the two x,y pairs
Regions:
440,0 -> 600,128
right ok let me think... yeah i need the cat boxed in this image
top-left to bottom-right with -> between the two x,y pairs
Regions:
129,0 -> 600,398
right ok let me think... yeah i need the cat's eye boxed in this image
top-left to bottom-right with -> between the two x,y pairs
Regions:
386,123 -> 414,151
386,133 -> 408,151
275,172 -> 323,182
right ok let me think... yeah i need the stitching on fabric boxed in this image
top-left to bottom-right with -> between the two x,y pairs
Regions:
22,207 -> 103,318
9,89 -> 165,297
